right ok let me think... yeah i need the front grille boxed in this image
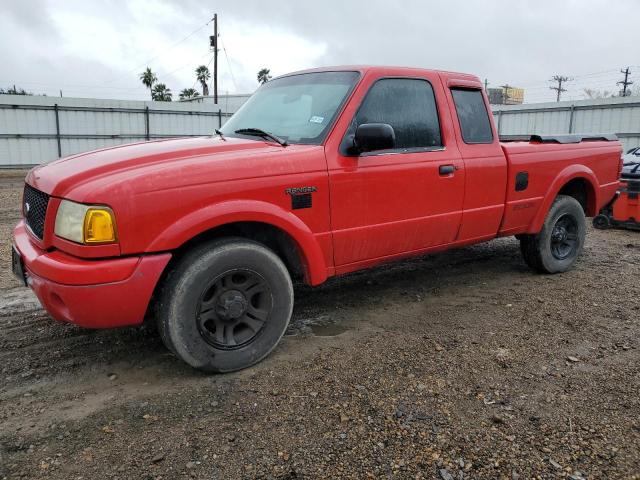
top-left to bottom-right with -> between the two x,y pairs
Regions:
23,184 -> 50,240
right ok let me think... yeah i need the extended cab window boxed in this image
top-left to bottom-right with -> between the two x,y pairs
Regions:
451,88 -> 493,144
352,78 -> 442,150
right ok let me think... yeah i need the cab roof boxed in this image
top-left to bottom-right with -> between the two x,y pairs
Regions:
276,65 -> 481,86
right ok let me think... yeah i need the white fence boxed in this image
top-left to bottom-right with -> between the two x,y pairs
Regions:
4,93 -> 639,167
0,95 -> 246,167
492,96 -> 640,151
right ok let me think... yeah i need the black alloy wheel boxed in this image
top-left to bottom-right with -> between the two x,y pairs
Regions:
549,214 -> 579,260
196,269 -> 272,349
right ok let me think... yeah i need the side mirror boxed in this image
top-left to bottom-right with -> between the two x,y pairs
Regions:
353,123 -> 395,153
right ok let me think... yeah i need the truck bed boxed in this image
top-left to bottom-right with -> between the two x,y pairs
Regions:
498,136 -> 622,235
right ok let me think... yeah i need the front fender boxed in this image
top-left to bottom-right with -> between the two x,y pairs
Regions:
146,199 -> 328,285
527,164 -> 599,233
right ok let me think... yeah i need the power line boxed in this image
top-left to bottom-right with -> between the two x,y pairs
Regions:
0,79 -> 147,91
191,52 -> 215,91
496,67 -> 626,92
221,38 -> 238,92
104,16 -> 216,85
157,50 -> 211,78
3,51 -> 212,97
549,75 -> 571,102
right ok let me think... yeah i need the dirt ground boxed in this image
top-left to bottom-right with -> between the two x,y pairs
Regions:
1,171 -> 639,480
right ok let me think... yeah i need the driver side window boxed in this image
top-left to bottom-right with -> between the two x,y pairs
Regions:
352,78 -> 443,150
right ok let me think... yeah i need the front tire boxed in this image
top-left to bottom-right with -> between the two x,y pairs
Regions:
519,195 -> 586,274
156,238 -> 293,373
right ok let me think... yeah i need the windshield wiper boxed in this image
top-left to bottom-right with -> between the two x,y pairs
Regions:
234,128 -> 288,147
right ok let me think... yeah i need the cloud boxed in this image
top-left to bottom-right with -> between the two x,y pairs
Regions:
0,0 -> 638,102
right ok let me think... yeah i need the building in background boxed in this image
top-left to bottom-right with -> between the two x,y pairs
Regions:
487,88 -> 504,105
488,86 -> 525,105
179,93 -> 251,113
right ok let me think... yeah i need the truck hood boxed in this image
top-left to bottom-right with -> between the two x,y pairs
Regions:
26,136 -> 317,200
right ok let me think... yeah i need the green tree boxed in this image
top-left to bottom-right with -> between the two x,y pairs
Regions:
257,68 -> 272,84
139,67 -> 157,99
179,88 -> 199,100
151,83 -> 172,101
195,65 -> 211,96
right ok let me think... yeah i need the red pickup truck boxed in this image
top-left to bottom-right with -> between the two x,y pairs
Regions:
12,66 -> 622,372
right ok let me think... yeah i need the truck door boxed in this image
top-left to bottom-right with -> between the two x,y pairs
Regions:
325,74 -> 465,270
443,80 -> 508,241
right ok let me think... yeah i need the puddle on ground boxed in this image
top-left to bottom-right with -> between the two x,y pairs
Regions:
310,322 -> 349,337
285,315 -> 350,337
0,288 -> 41,316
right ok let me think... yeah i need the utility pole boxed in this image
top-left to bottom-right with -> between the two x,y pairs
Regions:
484,78 -> 488,91
550,75 -> 570,102
618,67 -> 632,97
213,14 -> 218,104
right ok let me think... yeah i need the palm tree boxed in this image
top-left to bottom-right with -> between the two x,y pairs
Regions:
195,65 -> 210,96
257,68 -> 272,85
179,88 -> 199,100
139,67 -> 157,99
151,83 -> 172,101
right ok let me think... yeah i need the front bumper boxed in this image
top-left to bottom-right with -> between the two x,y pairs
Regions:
12,221 -> 171,328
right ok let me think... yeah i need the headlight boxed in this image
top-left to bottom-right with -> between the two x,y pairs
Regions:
54,200 -> 117,244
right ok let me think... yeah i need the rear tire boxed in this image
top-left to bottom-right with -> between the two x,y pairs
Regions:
519,195 -> 586,274
156,238 -> 293,373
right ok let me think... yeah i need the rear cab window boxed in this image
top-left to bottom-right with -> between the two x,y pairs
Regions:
450,88 -> 494,144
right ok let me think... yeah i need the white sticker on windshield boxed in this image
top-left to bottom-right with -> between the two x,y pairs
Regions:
309,116 -> 324,124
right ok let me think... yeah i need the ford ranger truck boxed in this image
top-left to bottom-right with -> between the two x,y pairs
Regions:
11,66 -> 622,372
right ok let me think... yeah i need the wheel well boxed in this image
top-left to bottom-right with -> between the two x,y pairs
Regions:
171,221 -> 306,282
558,178 -> 596,216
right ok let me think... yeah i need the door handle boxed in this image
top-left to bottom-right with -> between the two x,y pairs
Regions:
439,164 -> 455,175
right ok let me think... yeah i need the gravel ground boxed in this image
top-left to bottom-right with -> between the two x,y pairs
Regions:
1,171 -> 639,479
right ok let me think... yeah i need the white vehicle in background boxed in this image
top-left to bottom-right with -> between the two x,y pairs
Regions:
623,146 -> 640,163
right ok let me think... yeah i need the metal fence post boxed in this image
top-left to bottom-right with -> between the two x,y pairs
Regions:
54,104 -> 62,157
145,106 -> 150,140
218,109 -> 222,128
568,105 -> 575,134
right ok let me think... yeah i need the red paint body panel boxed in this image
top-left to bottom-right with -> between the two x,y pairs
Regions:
25,254 -> 170,328
612,186 -> 640,223
13,221 -> 171,328
499,142 -> 621,234
440,72 -> 508,241
325,68 -> 466,265
12,66 -> 622,329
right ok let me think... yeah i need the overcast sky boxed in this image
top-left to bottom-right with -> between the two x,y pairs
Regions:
2,0 -> 639,103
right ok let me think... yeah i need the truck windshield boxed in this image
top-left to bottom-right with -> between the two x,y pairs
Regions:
220,71 -> 360,145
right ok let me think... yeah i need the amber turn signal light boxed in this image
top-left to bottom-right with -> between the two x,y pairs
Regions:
83,208 -> 116,243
